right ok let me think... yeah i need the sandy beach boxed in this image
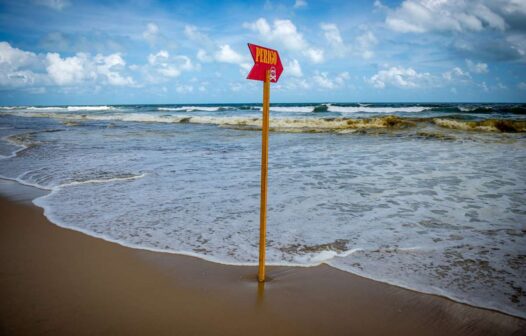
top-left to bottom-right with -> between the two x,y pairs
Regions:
0,180 -> 524,335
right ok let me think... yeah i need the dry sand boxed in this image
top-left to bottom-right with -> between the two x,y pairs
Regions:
0,180 -> 524,335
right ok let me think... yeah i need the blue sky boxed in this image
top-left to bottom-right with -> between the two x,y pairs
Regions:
0,0 -> 525,104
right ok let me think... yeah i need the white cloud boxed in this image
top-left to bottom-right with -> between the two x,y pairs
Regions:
0,42 -> 138,89
34,0 -> 70,11
46,53 -> 93,85
285,59 -> 303,77
46,51 -> 135,86
385,0 -> 507,33
148,50 -> 168,65
442,67 -> 471,81
294,0 -> 307,9
184,25 -> 211,45
240,63 -> 251,71
312,71 -> 349,89
320,24 -> 377,60
214,44 -> 244,64
369,66 -> 432,89
94,53 -> 135,86
304,48 -> 324,63
148,50 -> 197,78
321,23 -> 347,56
246,18 -> 306,49
466,59 -> 488,73
0,42 -> 39,69
244,18 -> 324,63
0,42 -> 45,88
518,82 -> 526,90
142,23 -> 159,45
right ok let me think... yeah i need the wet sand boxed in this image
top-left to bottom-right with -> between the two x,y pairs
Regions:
0,180 -> 524,335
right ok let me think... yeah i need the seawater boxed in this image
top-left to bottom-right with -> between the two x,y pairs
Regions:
0,103 -> 525,318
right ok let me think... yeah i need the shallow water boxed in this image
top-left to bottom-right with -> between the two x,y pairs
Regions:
1,103 -> 525,318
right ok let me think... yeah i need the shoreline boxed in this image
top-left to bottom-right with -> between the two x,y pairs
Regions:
4,173 -> 525,320
4,175 -> 525,319
1,179 -> 524,335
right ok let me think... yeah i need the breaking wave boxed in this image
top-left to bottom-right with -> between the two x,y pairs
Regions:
24,106 -> 115,112
10,111 -> 526,134
433,118 -> 526,133
157,106 -> 236,112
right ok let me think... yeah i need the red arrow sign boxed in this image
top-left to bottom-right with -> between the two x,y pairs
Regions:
246,43 -> 283,83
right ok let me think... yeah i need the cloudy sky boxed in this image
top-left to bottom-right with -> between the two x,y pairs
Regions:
1,0 -> 525,105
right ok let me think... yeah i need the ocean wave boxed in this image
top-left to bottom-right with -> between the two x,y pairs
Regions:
437,105 -> 526,114
20,106 -> 115,112
61,173 -> 147,187
326,104 -> 431,113
155,104 -> 435,114
4,108 -> 526,134
265,105 -> 432,113
433,118 -> 526,132
269,106 -> 316,113
157,106 -> 235,112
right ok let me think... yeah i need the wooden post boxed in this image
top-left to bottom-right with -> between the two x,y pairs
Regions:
258,69 -> 270,282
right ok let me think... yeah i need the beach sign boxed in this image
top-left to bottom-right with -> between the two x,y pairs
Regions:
246,43 -> 283,283
247,43 -> 283,83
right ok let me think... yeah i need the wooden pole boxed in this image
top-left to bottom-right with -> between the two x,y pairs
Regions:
258,69 -> 270,282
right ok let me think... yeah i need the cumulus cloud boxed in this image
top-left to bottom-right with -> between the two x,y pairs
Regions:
214,44 -> 245,64
466,59 -> 489,73
369,66 -> 433,89
0,42 -> 40,69
94,53 -> 135,86
147,50 -> 197,78
46,53 -> 93,85
0,41 -> 136,90
304,48 -> 324,63
385,0 -> 507,33
312,71 -> 349,89
244,18 -> 306,49
244,18 -> 324,63
46,52 -> 135,86
0,42 -> 44,88
285,59 -> 303,77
